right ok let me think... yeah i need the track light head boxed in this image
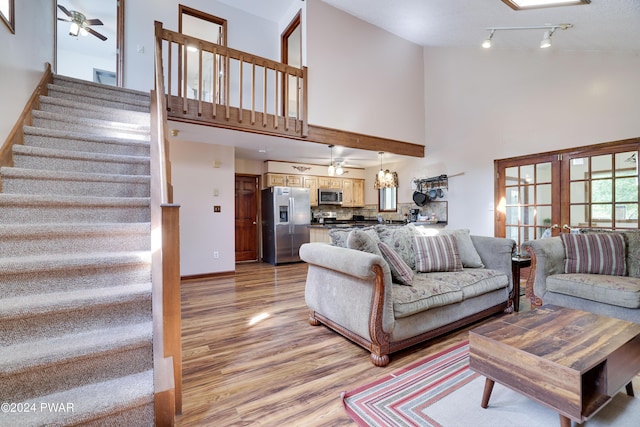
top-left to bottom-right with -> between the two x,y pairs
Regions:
540,30 -> 552,48
482,30 -> 495,49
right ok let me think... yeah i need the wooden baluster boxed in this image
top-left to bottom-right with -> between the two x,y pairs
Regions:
251,60 -> 256,125
302,66 -> 308,137
262,64 -> 267,127
212,48 -> 217,118
238,56 -> 243,123
182,44 -> 188,114
197,43 -> 203,117
296,74 -> 300,132
274,70 -> 279,129
166,40 -> 172,111
225,55 -> 230,120
284,69 -> 289,131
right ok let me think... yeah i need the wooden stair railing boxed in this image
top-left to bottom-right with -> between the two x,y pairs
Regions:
154,21 -> 308,138
152,21 -> 182,425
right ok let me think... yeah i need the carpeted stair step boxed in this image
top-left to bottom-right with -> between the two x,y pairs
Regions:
53,74 -> 150,104
0,322 -> 152,401
0,167 -> 150,197
0,370 -> 154,427
0,283 -> 151,346
12,144 -> 150,175
39,95 -> 150,126
0,193 -> 150,224
47,83 -> 150,113
23,125 -> 150,157
0,223 -> 150,257
31,110 -> 150,141
0,251 -> 151,299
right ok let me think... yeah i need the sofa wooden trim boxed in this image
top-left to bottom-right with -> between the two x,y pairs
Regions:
308,262 -> 511,367
525,245 -> 543,308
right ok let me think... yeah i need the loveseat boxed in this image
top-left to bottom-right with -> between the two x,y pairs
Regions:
522,230 -> 640,323
299,224 -> 515,366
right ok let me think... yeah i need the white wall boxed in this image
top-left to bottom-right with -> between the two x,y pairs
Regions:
306,0 -> 425,145
0,1 -> 54,142
419,48 -> 640,236
125,0 -> 279,92
170,139 -> 235,276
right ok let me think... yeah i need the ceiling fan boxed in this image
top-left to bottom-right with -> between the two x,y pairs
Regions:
57,4 -> 107,41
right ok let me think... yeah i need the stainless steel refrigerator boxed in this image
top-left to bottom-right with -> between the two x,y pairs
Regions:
262,186 -> 311,265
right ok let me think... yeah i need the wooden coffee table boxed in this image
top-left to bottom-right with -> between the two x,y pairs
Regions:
469,305 -> 640,427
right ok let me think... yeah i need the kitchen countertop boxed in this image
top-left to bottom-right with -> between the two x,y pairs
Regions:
308,220 -> 447,229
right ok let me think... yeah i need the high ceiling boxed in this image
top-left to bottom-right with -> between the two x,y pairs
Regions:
58,0 -> 640,169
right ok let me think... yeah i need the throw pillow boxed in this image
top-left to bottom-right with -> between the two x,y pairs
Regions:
561,233 -> 626,276
412,234 -> 463,273
328,228 -> 352,247
377,242 -> 414,286
375,225 -> 416,270
347,228 -> 382,257
439,229 -> 484,268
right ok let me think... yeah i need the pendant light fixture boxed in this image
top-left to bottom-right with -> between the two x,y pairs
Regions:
327,145 -> 336,176
374,152 -> 399,189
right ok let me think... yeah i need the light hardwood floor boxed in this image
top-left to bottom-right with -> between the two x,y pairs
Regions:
176,262 -> 512,426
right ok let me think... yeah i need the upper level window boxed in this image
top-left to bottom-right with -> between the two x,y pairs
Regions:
1,0 -> 14,33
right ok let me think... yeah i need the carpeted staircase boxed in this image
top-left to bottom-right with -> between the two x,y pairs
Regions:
0,75 -> 155,426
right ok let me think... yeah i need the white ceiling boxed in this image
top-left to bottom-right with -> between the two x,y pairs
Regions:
58,0 -> 640,169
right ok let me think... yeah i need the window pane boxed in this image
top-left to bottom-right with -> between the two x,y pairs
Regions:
591,154 -> 612,178
570,181 -> 589,203
520,165 -> 534,184
505,187 -> 519,205
615,177 -> 638,202
522,207 -> 535,225
616,203 -> 638,228
570,205 -> 589,227
519,226 -> 534,245
591,179 -> 612,203
536,184 -> 552,204
520,186 -> 534,205
505,167 -> 519,186
506,226 -> 518,241
615,151 -> 638,177
570,157 -> 588,180
537,206 -> 552,226
505,206 -> 521,225
536,162 -> 552,183
592,204 -> 612,225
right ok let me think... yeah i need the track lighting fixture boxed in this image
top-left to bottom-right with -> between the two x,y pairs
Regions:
482,24 -> 572,49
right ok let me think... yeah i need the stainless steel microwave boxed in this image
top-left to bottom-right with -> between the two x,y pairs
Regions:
318,188 -> 343,205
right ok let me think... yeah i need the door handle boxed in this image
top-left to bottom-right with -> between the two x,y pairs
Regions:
563,224 -> 572,231
551,224 -> 559,229
253,221 -> 257,225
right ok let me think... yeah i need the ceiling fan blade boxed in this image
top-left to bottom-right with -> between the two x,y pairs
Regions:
85,18 -> 104,26
57,17 -> 71,22
86,26 -> 108,41
57,4 -> 72,17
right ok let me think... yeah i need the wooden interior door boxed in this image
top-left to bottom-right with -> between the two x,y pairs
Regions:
235,174 -> 259,262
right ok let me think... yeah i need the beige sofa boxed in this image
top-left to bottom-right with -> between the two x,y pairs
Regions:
299,225 -> 515,366
522,230 -> 640,324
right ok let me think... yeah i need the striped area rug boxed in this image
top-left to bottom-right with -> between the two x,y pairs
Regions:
342,341 -> 640,427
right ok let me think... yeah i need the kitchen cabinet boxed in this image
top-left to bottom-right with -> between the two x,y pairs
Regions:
318,177 -> 342,189
342,178 -> 365,207
304,176 -> 319,207
264,173 -> 304,188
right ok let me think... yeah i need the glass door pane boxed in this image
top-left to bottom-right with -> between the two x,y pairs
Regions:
499,157 -> 556,252
566,150 -> 638,230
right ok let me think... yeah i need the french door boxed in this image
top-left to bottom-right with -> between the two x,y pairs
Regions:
495,138 -> 639,250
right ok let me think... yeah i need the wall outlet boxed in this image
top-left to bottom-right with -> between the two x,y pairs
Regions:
213,251 -> 219,259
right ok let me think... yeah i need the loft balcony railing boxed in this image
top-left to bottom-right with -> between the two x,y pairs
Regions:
154,22 -> 308,138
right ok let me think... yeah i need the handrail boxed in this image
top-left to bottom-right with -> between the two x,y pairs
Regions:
155,22 -> 308,137
152,20 -> 181,422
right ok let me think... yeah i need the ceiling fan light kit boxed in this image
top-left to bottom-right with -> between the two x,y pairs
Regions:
58,4 -> 107,41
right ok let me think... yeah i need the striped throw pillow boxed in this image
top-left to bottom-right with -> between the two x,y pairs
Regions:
561,233 -> 626,276
378,242 -> 414,286
412,235 -> 463,273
